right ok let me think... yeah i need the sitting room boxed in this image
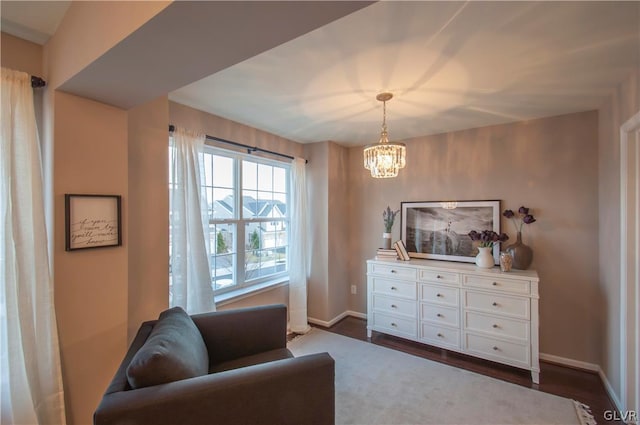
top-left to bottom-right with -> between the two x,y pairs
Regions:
1,1 -> 639,424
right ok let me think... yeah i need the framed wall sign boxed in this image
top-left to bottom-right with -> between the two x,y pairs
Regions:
65,194 -> 122,251
401,200 -> 500,264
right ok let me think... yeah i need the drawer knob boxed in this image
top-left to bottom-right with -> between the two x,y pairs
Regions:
391,286 -> 397,291
492,302 -> 498,307
492,282 -> 498,286
436,293 -> 443,297
436,313 -> 443,318
436,275 -> 442,279
391,322 -> 397,327
391,304 -> 397,308
492,324 -> 499,328
391,270 -> 397,273
437,333 -> 443,337
493,346 -> 499,351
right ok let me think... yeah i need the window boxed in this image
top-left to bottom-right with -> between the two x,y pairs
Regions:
170,145 -> 290,296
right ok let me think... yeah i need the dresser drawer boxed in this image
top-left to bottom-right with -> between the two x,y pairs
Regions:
464,311 -> 529,342
420,303 -> 459,327
420,323 -> 460,349
374,295 -> 416,318
462,274 -> 530,295
370,263 -> 417,280
420,284 -> 459,307
463,291 -> 530,320
419,269 -> 459,285
372,278 -> 416,300
373,312 -> 417,338
465,333 -> 530,367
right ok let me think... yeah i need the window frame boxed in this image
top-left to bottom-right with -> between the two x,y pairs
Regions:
202,145 -> 291,296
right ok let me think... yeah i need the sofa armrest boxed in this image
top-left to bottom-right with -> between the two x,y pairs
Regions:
94,352 -> 335,425
191,304 -> 287,364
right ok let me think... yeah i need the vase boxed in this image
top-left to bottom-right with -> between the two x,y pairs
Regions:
505,232 -> 533,270
475,246 -> 494,268
382,232 -> 392,249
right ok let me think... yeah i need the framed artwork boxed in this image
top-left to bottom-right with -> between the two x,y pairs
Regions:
401,200 -> 500,264
65,194 -> 122,251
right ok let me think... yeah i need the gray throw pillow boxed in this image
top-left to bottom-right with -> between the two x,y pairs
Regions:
126,307 -> 209,389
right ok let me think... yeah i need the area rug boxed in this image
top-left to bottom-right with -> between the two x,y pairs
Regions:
288,328 -> 595,425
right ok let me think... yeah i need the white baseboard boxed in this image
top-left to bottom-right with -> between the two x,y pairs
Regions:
598,368 -> 624,412
540,352 -> 623,412
308,310 -> 366,328
539,352 -> 599,372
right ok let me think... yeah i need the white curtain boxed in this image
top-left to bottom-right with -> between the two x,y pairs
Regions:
170,127 -> 215,314
0,68 -> 66,424
289,158 -> 310,333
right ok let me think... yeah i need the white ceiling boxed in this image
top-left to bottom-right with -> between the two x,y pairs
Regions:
170,1 -> 640,146
2,1 -> 638,147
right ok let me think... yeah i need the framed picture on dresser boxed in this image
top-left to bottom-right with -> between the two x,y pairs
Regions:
401,200 -> 500,264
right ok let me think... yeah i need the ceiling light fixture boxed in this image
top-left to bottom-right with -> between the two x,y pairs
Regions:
363,93 -> 406,178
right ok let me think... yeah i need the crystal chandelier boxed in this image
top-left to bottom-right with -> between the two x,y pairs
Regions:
363,92 -> 406,178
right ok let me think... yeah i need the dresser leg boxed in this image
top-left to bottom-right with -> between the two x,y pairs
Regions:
531,371 -> 540,384
367,328 -> 372,338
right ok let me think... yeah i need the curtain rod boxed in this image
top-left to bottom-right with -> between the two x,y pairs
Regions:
31,75 -> 46,88
169,125 -> 306,163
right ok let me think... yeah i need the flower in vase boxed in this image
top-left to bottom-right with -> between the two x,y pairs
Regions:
503,206 -> 538,233
468,230 -> 509,248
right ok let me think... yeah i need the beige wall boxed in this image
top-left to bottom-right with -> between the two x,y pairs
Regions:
53,92 -> 129,425
327,142 -> 351,319
1,32 -> 43,76
347,111 -> 602,364
127,95 -> 170,340
306,142 -> 330,320
598,69 -> 640,401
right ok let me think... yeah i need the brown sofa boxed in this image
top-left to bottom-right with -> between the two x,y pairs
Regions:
94,304 -> 335,425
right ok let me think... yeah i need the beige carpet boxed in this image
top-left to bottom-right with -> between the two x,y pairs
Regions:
288,328 -> 593,425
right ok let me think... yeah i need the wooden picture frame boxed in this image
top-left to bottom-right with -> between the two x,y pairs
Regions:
65,194 -> 122,251
401,200 -> 500,264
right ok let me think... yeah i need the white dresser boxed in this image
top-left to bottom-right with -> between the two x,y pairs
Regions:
367,258 -> 540,383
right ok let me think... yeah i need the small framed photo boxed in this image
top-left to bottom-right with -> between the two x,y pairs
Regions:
65,194 -> 122,251
401,200 -> 500,264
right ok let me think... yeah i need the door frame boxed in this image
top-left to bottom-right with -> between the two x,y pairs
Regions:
620,110 -> 640,414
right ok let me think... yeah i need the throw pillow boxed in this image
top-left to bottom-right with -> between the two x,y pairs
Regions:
126,306 -> 209,389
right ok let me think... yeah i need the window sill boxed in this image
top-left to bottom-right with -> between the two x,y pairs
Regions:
215,277 -> 288,307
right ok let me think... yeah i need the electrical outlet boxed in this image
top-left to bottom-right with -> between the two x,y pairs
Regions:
351,285 -> 357,295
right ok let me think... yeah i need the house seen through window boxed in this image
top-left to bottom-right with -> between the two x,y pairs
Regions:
170,145 -> 290,296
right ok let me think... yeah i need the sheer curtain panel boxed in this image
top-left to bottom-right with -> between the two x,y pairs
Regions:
170,127 -> 215,314
1,68 -> 66,424
289,158 -> 310,333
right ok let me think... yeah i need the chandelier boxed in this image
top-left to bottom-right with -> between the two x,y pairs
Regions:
363,92 -> 406,178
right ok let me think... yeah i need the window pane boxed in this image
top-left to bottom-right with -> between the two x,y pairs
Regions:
273,193 -> 286,218
209,223 -> 236,291
243,161 -> 257,190
213,155 -> 233,188
212,188 -> 233,219
257,163 -> 273,191
244,223 -> 287,281
242,190 -> 258,219
273,167 -> 286,192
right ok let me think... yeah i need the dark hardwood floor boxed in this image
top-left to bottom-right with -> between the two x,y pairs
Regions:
313,316 -> 621,425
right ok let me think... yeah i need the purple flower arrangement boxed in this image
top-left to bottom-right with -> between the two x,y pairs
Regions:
468,230 -> 509,248
503,206 -> 537,233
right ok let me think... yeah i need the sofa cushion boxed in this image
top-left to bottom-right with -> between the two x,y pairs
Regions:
126,307 -> 209,389
210,348 -> 294,373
